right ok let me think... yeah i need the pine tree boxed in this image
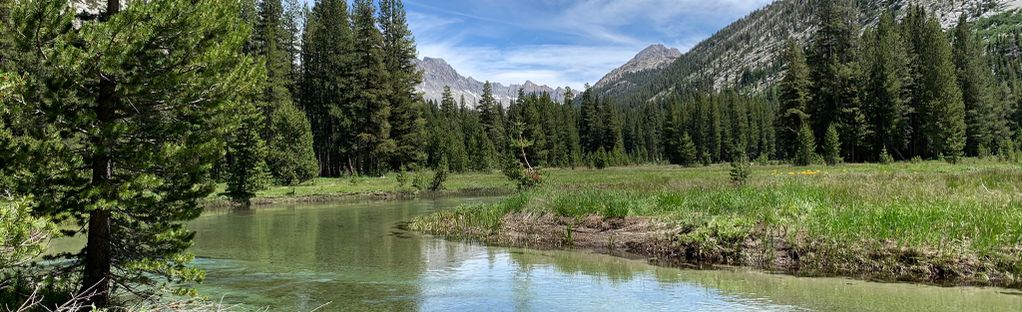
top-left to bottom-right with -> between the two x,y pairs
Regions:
380,0 -> 426,170
918,16 -> 967,162
302,0 -> 354,177
579,85 -> 603,154
953,14 -> 1009,156
255,0 -> 292,108
3,0 -> 260,306
351,0 -> 394,175
254,0 -> 318,184
678,132 -> 698,167
437,87 -> 468,171
808,0 -> 863,160
266,102 -> 319,185
227,105 -> 272,201
795,124 -> 817,166
864,11 -> 911,160
479,81 -> 505,150
729,144 -> 751,186
823,124 -> 842,166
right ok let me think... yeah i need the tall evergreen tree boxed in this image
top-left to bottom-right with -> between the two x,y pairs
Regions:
2,0 -> 260,306
918,16 -> 967,162
254,0 -> 318,184
479,81 -> 506,150
302,0 -> 354,176
864,11 -> 911,160
808,0 -> 865,161
227,105 -> 272,201
953,14 -> 1010,156
379,0 -> 426,170
351,0 -> 394,175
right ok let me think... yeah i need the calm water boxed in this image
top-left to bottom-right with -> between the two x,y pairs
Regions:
186,198 -> 1022,312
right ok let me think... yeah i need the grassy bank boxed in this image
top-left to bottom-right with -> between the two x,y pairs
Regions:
202,164 -> 756,207
201,171 -> 512,207
410,159 -> 1022,288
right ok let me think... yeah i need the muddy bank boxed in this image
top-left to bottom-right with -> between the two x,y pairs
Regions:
411,212 -> 1022,289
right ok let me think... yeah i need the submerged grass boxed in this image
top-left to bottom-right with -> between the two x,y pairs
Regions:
410,159 -> 1022,288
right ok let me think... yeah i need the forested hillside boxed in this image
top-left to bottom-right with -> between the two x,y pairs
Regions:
592,0 -> 1021,105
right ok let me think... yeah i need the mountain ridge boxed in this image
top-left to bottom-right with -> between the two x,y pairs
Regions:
593,44 -> 681,91
592,0 -> 1022,105
414,57 -> 571,106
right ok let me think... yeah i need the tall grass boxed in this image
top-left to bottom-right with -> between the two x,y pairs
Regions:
417,159 -> 1022,255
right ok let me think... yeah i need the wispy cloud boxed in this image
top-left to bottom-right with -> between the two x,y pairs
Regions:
303,0 -> 773,90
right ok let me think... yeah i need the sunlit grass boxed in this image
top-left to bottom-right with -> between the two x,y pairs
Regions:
412,159 -> 1022,255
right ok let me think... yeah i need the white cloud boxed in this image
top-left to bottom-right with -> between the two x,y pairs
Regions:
418,41 -> 645,90
407,0 -> 774,90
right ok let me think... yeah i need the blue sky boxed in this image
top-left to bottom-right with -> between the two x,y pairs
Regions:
307,0 -> 773,89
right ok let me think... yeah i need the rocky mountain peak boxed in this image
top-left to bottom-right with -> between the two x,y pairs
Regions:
593,44 -> 682,90
635,44 -> 682,62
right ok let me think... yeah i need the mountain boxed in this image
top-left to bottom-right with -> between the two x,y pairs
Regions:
593,0 -> 1022,105
414,57 -> 571,106
594,44 -> 681,91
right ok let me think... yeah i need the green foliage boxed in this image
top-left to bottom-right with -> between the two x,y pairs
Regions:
914,11 -> 967,162
428,158 -> 448,192
879,147 -> 895,164
411,167 -> 429,191
301,0 -> 354,177
395,166 -> 410,189
266,102 -> 319,185
227,104 -> 272,202
863,11 -> 910,160
823,124 -> 842,166
592,147 -> 609,169
794,124 -> 817,166
380,0 -> 426,171
778,39 -> 811,160
3,0 -> 261,305
0,198 -> 55,269
501,121 -> 544,190
253,0 -> 318,186
350,0 -> 395,175
729,151 -> 751,186
953,15 -> 1011,158
677,132 -> 698,167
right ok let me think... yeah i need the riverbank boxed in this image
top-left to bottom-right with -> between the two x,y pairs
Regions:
202,165 -> 738,208
201,171 -> 514,208
409,159 -> 1022,289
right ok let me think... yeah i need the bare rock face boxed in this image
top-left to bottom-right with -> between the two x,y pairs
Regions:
594,44 -> 681,90
414,58 -> 572,107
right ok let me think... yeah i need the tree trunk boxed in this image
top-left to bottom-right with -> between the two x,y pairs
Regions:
81,1 -> 119,306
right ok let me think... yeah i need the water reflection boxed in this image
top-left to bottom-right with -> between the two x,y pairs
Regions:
187,199 -> 1022,312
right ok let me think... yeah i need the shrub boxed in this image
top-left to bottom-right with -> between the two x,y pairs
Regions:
501,151 -> 543,190
396,166 -> 410,188
879,147 -> 895,164
428,160 -> 449,192
730,155 -> 751,186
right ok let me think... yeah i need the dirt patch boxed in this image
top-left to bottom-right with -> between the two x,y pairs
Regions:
418,212 -> 1022,289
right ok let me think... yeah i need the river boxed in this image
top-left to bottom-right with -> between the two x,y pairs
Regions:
182,197 -> 1022,311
